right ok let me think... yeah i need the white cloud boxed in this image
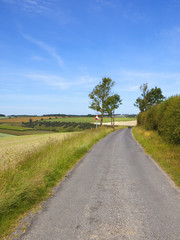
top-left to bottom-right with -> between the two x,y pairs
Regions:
23,35 -> 64,67
25,73 -> 70,90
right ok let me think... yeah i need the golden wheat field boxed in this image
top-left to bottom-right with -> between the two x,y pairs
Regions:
0,132 -> 75,171
0,116 -> 57,123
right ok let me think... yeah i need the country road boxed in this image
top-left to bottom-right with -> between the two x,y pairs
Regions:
20,129 -> 180,240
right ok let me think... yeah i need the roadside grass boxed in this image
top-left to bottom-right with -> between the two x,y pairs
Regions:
0,132 -> 76,172
0,127 -> 115,238
46,117 -> 136,123
132,126 -> 180,187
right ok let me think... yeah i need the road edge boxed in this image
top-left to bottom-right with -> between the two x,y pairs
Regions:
131,128 -> 180,195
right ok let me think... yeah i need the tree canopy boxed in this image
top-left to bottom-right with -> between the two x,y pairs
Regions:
105,94 -> 122,125
89,77 -> 121,125
134,83 -> 165,112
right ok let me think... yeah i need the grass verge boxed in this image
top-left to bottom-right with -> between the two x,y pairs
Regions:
132,126 -> 180,187
0,127 -> 115,238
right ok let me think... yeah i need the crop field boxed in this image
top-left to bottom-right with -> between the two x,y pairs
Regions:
0,133 -> 15,138
0,124 -> 32,131
0,116 -> 56,123
0,117 -> 8,120
45,116 -> 136,123
0,132 -> 75,171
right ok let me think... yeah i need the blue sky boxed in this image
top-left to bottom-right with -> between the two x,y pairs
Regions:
0,0 -> 180,115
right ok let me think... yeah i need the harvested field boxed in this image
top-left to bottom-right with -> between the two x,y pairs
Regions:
102,120 -> 137,126
0,132 -> 75,171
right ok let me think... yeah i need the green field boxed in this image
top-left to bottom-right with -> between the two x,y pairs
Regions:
0,117 -> 8,120
0,124 -> 32,131
0,133 -> 15,138
46,116 -> 136,123
0,129 -> 55,136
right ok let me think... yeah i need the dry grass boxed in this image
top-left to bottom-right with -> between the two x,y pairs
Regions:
0,132 -> 75,171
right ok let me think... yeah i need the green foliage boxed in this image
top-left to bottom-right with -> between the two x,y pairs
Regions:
137,95 -> 180,144
134,83 -> 165,112
106,94 -> 122,116
89,77 -> 115,125
22,121 -> 96,132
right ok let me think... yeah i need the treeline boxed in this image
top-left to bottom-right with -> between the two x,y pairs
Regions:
22,121 -> 96,131
137,95 -> 180,144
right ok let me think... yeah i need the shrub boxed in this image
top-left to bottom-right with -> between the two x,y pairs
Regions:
137,95 -> 180,144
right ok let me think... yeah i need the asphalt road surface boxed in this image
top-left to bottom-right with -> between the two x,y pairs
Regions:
21,129 -> 180,240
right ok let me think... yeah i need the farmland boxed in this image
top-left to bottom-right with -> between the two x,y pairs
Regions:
0,132 -> 75,172
0,116 -> 136,136
0,116 -> 56,123
0,133 -> 15,138
45,116 -> 136,123
0,127 -> 115,237
0,116 -> 136,124
0,124 -> 32,131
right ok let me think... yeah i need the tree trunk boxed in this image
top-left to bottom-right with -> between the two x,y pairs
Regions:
100,112 -> 103,126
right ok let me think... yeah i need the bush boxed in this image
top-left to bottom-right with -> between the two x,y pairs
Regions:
137,95 -> 180,144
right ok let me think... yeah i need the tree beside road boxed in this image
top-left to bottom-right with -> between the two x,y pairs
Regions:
89,77 -> 122,125
134,83 -> 165,112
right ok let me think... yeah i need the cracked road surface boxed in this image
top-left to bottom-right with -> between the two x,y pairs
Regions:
21,129 -> 180,240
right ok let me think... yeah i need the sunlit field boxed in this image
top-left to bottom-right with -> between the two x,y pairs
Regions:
45,116 -> 136,123
0,116 -> 56,123
0,132 -> 75,171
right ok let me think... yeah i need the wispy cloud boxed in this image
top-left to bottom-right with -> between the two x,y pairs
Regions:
3,0 -> 56,13
24,73 -> 99,90
25,73 -> 69,90
117,70 -> 180,95
23,34 -> 64,67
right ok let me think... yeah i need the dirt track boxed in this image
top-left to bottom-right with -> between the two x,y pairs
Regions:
102,120 -> 137,127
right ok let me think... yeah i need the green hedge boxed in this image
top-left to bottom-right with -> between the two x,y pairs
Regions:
137,95 -> 180,144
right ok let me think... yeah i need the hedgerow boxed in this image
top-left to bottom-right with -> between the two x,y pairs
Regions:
137,95 -> 180,144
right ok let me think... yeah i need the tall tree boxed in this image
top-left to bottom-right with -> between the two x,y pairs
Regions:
89,77 -> 115,125
134,83 -> 165,112
105,94 -> 122,126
